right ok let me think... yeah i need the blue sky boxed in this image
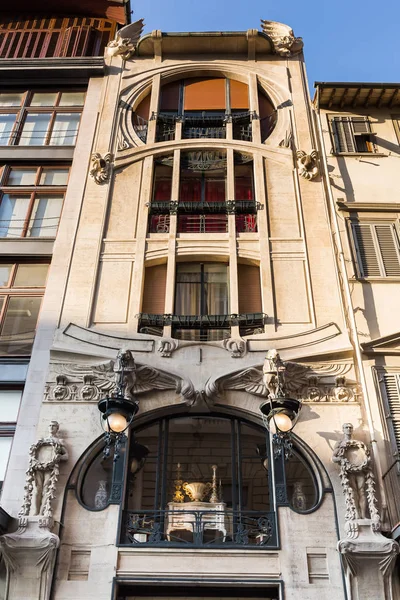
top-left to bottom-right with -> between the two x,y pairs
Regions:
132,0 -> 400,91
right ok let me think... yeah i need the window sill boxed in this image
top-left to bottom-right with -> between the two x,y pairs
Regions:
350,277 -> 400,283
332,152 -> 387,157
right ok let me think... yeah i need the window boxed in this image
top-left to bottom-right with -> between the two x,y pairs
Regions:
119,415 -> 277,547
0,165 -> 68,238
0,388 -> 22,491
392,115 -> 400,145
0,261 -> 49,355
330,116 -> 375,153
351,221 -> 400,277
0,90 -> 85,146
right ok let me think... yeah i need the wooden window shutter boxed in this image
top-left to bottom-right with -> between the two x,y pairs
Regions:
352,222 -> 400,277
381,373 -> 400,457
392,115 -> 400,144
142,264 -> 167,314
238,264 -> 262,314
352,223 -> 381,276
375,224 -> 400,276
351,116 -> 371,134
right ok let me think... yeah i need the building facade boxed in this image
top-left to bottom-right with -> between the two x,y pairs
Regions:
0,9 -> 399,600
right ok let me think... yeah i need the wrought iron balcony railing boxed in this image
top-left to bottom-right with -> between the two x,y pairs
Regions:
138,313 -> 267,329
133,114 -> 148,143
148,200 -> 261,214
121,509 -> 277,548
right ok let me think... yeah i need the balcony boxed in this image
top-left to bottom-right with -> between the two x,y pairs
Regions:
121,509 -> 277,548
0,17 -> 116,59
139,312 -> 266,329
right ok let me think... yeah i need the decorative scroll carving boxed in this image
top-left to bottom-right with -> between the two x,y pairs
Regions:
205,360 -> 358,402
105,18 -> 144,60
19,422 -> 68,520
222,338 -> 246,358
89,152 -> 113,184
296,149 -> 319,180
332,423 -> 380,537
261,20 -> 303,57
46,357 -> 196,405
158,338 -> 178,357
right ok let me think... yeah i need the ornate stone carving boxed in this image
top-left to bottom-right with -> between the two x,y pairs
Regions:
19,422 -> 68,520
0,518 -> 60,600
89,152 -> 113,184
278,130 -> 293,148
262,349 -> 286,397
332,423 -> 380,537
296,150 -> 319,180
158,338 -> 178,358
261,20 -> 304,57
222,338 -> 246,358
47,356 -> 196,405
205,359 -> 358,402
105,18 -> 144,60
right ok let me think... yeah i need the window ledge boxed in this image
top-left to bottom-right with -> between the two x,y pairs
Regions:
332,152 -> 387,157
349,277 -> 400,283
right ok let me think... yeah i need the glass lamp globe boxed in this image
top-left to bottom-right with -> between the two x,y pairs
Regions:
269,411 -> 293,434
105,412 -> 128,433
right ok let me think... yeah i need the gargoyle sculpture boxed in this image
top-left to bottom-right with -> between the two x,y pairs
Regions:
261,20 -> 303,57
106,18 -> 144,60
296,149 -> 319,180
89,152 -> 113,184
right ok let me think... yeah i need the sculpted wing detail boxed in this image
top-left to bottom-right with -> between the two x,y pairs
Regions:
116,19 -> 145,46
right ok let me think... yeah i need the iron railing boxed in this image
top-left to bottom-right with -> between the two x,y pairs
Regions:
133,114 -> 148,143
138,313 -> 267,329
121,509 -> 277,548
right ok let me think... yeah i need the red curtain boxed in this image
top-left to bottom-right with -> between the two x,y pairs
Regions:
180,179 -> 201,202
154,180 -> 172,201
235,177 -> 253,200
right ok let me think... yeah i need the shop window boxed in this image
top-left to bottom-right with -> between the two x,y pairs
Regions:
0,165 -> 68,238
0,90 -> 84,146
0,261 -> 49,355
351,221 -> 400,277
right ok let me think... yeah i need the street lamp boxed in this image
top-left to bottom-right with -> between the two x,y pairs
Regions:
97,350 -> 138,460
260,350 -> 302,459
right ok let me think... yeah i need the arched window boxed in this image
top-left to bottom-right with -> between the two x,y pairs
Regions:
123,414 -> 275,547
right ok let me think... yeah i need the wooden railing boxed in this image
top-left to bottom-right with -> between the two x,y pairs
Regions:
0,16 -> 116,58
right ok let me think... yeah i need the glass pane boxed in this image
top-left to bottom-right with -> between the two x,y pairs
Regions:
39,168 -> 69,186
59,92 -> 86,106
0,195 -> 30,237
204,264 -> 229,314
14,264 -> 49,287
27,195 -> 63,237
50,113 -> 80,145
8,168 -> 37,186
175,264 -> 201,315
30,93 -> 57,107
81,448 -> 114,510
1,296 -> 42,337
0,437 -> 13,481
0,264 -> 13,287
0,390 -> 22,421
0,93 -> 23,107
0,114 -> 16,145
19,113 -> 52,146
285,450 -> 318,512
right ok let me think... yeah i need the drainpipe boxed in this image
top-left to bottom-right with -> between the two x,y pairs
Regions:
313,87 -> 388,523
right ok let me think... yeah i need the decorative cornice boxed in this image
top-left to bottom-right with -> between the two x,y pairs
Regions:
337,201 -> 400,213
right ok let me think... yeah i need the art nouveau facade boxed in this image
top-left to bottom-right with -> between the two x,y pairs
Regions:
0,11 -> 399,600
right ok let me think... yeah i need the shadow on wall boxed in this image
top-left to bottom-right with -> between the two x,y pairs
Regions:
354,281 -> 381,341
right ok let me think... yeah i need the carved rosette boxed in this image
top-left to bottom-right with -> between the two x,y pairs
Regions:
296,150 -> 319,180
89,152 -> 113,184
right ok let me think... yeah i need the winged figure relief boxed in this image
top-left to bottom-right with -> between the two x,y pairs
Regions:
260,20 -> 303,57
106,18 -> 145,59
52,360 -> 195,404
